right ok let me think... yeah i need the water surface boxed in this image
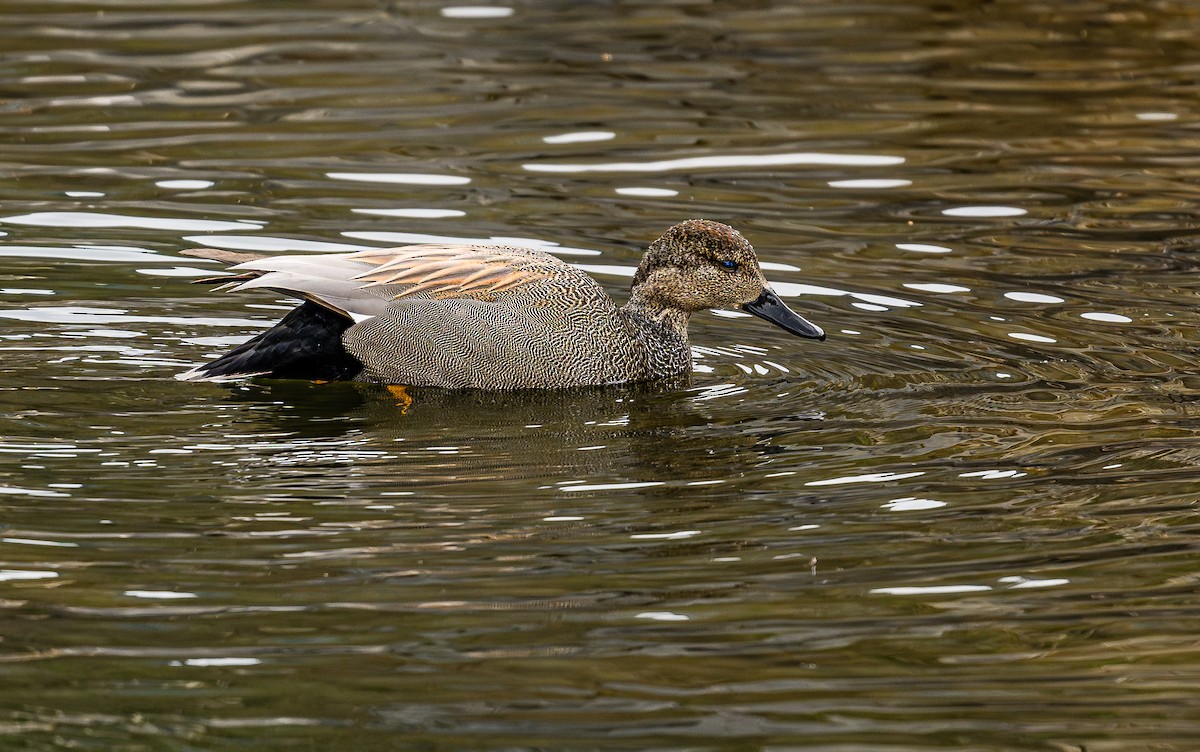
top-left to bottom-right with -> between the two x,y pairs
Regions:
2,1 -> 1200,750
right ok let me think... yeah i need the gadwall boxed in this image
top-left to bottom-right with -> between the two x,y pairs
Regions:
177,219 -> 825,388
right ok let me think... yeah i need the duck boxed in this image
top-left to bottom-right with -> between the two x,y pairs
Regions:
177,219 -> 825,389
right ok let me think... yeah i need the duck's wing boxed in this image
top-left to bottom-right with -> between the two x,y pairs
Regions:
204,243 -> 605,322
343,244 -> 578,300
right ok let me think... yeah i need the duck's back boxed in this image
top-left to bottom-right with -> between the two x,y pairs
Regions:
342,245 -> 651,388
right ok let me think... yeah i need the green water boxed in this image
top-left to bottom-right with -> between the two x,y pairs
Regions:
2,1 -> 1199,749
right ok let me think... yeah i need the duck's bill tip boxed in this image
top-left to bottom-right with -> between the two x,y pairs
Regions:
742,289 -> 826,341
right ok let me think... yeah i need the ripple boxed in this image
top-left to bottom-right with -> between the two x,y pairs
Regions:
181,235 -> 367,252
0,212 -> 261,232
0,306 -> 268,328
769,280 -> 921,309
0,245 -> 179,263
524,152 -> 905,173
344,231 -> 601,256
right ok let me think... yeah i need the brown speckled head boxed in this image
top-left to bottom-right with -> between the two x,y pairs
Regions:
631,219 -> 769,311
629,219 -> 825,341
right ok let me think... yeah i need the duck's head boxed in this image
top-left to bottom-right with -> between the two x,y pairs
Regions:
631,219 -> 826,341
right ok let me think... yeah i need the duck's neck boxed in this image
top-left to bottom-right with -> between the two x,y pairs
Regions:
622,287 -> 692,341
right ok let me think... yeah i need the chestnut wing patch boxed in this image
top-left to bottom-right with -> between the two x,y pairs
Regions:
346,245 -> 557,300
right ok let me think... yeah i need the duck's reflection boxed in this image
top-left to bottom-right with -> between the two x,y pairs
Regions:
205,375 -> 818,496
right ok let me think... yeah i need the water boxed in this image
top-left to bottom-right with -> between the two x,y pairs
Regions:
2,1 -> 1200,749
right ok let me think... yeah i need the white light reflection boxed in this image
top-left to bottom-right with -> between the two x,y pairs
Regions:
615,187 -> 679,197
635,611 -> 689,621
136,266 -> 225,277
806,471 -> 925,487
544,131 -> 615,144
352,208 -> 465,219
999,576 -> 1070,589
524,152 -> 905,173
327,172 -> 470,185
904,283 -> 970,293
124,590 -> 197,599
959,469 -> 1027,479
896,243 -> 952,253
0,485 -> 70,498
1081,312 -> 1132,323
1008,332 -> 1057,344
942,206 -> 1027,218
871,585 -> 992,595
630,530 -> 701,540
560,481 -> 664,492
0,569 -> 58,581
882,497 -> 947,511
1005,292 -> 1064,304
172,657 -> 262,667
828,179 -> 911,189
441,6 -> 514,18
2,537 -> 77,547
156,180 -> 214,190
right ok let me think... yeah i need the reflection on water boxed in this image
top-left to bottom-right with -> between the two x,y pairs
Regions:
3,0 -> 1200,750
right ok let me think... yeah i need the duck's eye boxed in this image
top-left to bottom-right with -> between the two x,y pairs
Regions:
719,259 -> 739,271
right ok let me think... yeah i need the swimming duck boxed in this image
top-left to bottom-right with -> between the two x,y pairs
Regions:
177,219 -> 825,388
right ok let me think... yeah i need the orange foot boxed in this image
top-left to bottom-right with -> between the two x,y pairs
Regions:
386,385 -> 413,414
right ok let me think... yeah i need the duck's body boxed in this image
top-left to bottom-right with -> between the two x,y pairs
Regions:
178,220 -> 824,389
